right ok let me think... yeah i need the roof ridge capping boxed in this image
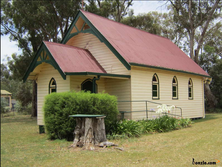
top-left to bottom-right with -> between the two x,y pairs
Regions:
43,41 -> 89,51
80,9 -> 170,41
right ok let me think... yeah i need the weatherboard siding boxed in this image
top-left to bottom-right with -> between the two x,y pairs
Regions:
37,64 -> 70,125
105,78 -> 131,119
66,33 -> 130,75
130,66 -> 205,120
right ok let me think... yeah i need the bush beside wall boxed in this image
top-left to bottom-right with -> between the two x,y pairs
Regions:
108,115 -> 192,139
43,91 -> 118,141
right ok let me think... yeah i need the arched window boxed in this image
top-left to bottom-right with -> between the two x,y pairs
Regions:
81,79 -> 97,93
152,74 -> 159,99
49,78 -> 57,94
172,76 -> 178,99
188,78 -> 193,99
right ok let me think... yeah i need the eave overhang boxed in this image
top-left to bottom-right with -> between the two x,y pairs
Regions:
130,62 -> 211,80
61,10 -> 131,71
23,42 -> 66,82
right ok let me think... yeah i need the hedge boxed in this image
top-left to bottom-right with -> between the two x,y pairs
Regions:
43,91 -> 118,141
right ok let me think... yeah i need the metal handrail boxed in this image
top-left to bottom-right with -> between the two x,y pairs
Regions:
118,100 -> 183,119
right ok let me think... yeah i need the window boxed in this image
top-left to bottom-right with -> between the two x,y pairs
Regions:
81,79 -> 98,93
188,78 -> 193,99
1,97 -> 10,106
152,74 -> 159,99
172,76 -> 178,99
49,78 -> 57,94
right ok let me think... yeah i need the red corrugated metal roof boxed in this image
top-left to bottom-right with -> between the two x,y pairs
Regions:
81,10 -> 209,77
44,41 -> 106,73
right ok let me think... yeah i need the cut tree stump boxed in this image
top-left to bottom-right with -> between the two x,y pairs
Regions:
69,114 -> 109,150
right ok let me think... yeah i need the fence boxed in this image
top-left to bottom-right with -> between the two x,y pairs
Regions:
118,100 -> 182,120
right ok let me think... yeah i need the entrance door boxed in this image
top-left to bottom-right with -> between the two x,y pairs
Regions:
81,79 -> 97,93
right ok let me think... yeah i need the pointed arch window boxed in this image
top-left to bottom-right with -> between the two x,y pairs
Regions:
49,78 -> 57,94
172,76 -> 178,99
188,78 -> 193,100
152,74 -> 159,99
81,79 -> 98,93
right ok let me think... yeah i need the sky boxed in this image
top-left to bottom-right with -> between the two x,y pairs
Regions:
1,1 -> 169,64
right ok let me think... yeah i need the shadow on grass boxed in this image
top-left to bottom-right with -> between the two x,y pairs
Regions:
192,114 -> 219,123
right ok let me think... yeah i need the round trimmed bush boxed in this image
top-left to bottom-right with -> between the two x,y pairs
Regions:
43,91 -> 118,140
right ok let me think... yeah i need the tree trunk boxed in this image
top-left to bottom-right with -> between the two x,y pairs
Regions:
71,117 -> 107,150
204,83 -> 217,109
188,0 -> 195,61
194,0 -> 220,63
31,80 -> 37,117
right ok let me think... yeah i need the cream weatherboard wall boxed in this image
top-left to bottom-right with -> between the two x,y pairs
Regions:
66,33 -> 130,75
105,78 -> 131,119
130,66 -> 205,120
36,63 -> 70,125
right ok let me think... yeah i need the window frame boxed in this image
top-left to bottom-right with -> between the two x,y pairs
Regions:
188,78 -> 193,100
152,73 -> 159,100
49,78 -> 57,94
172,76 -> 178,100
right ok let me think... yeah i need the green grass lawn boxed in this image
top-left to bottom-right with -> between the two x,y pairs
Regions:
1,114 -> 222,167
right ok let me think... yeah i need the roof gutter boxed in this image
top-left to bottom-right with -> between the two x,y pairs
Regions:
65,72 -> 130,78
130,62 -> 211,79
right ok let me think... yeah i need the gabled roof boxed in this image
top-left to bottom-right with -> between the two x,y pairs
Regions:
44,41 -> 106,74
23,41 -> 130,82
1,90 -> 12,95
23,41 -> 106,81
63,10 -> 209,77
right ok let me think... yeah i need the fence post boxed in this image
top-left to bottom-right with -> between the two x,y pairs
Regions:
146,101 -> 148,119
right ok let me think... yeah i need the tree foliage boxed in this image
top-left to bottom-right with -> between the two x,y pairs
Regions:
168,0 -> 222,63
1,0 -> 82,53
199,45 -> 222,109
121,11 -> 186,48
1,61 -> 32,107
85,0 -> 133,22
1,0 -> 82,116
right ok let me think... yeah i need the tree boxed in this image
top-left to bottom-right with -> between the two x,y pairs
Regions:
1,62 -> 33,114
85,0 -> 133,22
1,0 -> 82,53
121,12 -> 162,35
121,11 -> 186,49
1,0 -> 82,117
168,0 -> 222,63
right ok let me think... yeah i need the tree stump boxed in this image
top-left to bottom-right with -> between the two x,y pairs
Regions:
70,115 -> 107,150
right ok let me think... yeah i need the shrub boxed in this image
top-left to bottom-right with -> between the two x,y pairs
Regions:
108,116 -> 192,139
15,102 -> 32,115
152,115 -> 177,132
43,91 -> 118,141
115,119 -> 143,137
